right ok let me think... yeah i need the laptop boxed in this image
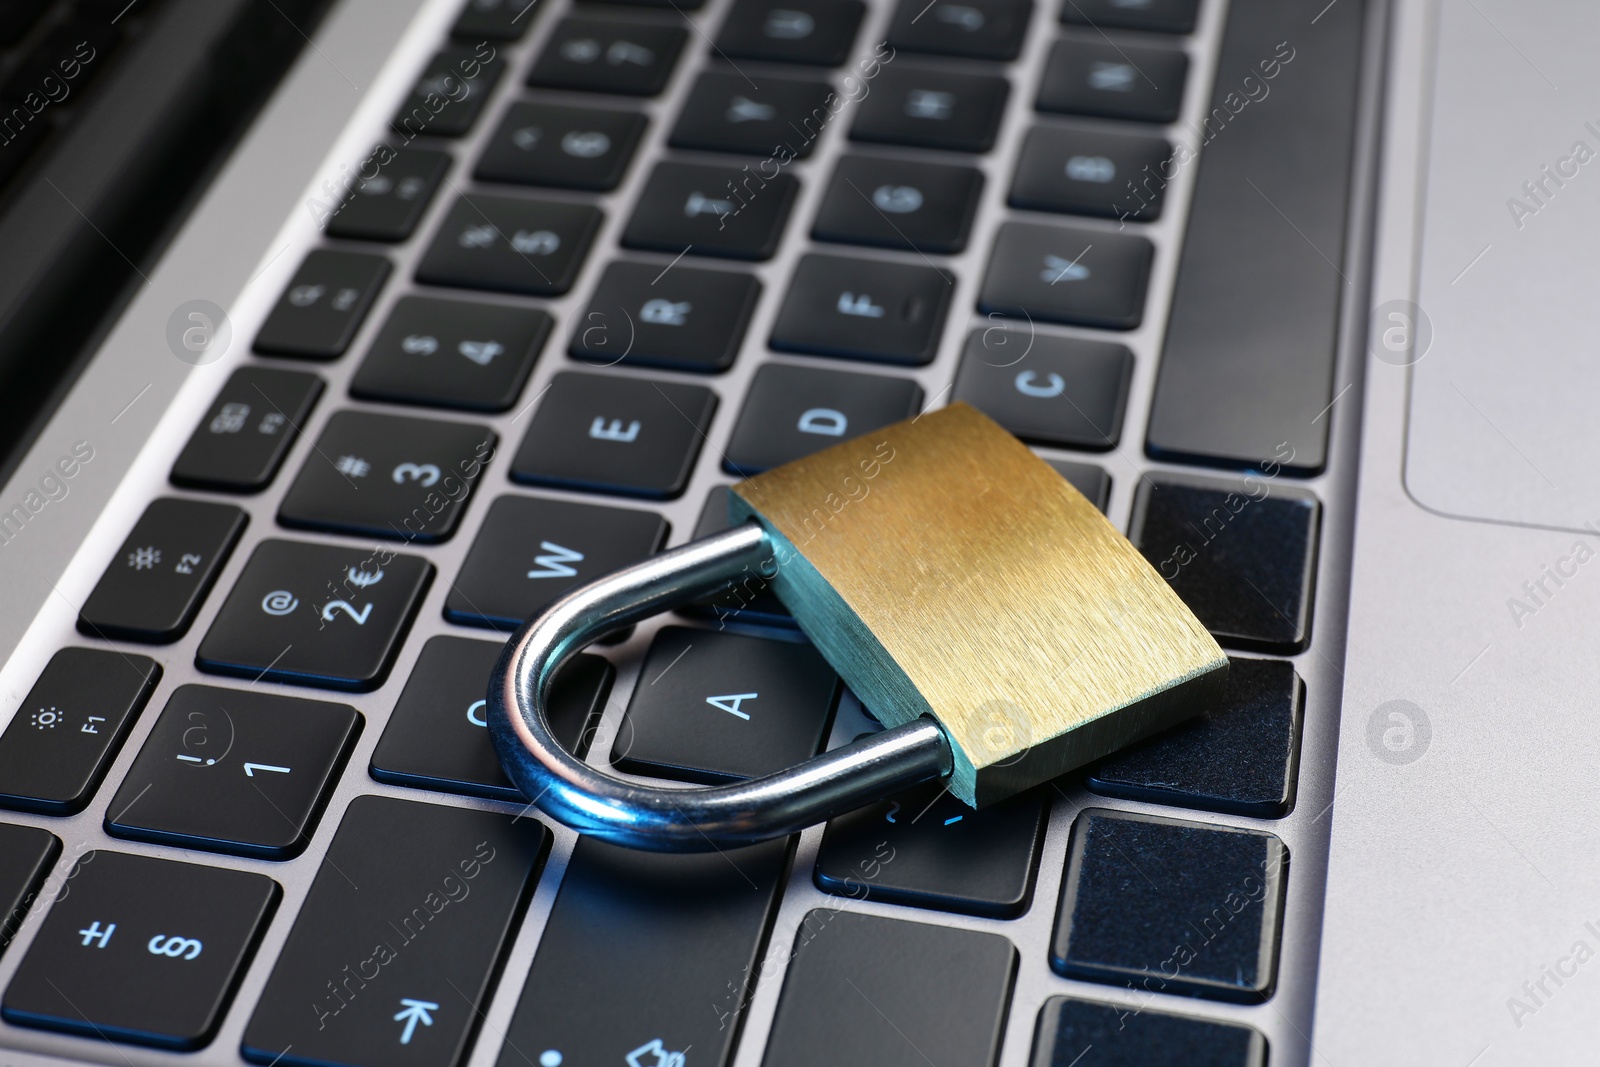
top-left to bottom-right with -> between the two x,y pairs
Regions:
0,0 -> 1567,1061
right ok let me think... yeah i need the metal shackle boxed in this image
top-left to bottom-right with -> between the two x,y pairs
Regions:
487,521 -> 955,852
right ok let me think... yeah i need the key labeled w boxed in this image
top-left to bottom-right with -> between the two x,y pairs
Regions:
528,542 -> 584,579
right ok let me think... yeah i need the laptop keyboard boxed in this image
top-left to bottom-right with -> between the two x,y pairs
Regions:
0,0 -> 1371,1062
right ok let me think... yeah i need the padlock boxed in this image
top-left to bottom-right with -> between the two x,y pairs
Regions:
489,402 -> 1227,851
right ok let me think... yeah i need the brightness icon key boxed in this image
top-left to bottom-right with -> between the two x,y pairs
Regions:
78,498 -> 248,644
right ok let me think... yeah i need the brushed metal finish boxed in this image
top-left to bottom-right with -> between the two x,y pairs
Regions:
0,0 -> 1386,1061
733,402 -> 1226,804
490,522 -> 954,849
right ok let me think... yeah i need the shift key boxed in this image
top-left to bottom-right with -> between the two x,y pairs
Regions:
241,796 -> 550,1067
495,836 -> 790,1067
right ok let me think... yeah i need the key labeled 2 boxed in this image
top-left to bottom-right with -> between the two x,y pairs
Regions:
196,540 -> 433,692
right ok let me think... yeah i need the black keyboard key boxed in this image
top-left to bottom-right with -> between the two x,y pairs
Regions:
254,250 -> 391,360
416,193 -> 602,296
951,330 -> 1132,449
1061,0 -> 1199,34
277,410 -> 495,542
350,296 -> 551,412
371,637 -> 613,800
1149,1 -> 1360,474
0,649 -> 159,816
1037,37 -> 1189,123
391,45 -> 504,138
1051,809 -> 1288,1002
475,101 -> 648,191
494,836 -> 788,1067
1129,476 -> 1321,653
612,627 -> 839,783
770,253 -> 953,365
78,498 -> 247,643
1090,657 -> 1303,818
713,0 -> 863,65
685,485 -> 794,625
446,495 -> 667,629
1032,997 -> 1267,1067
2,851 -> 277,1050
764,911 -> 1015,1066
510,371 -> 716,498
1049,459 -> 1110,511
571,260 -> 760,373
325,148 -> 451,242
851,64 -> 1010,152
105,686 -> 361,859
623,160 -> 799,260
815,779 -> 1048,917
527,15 -> 686,96
195,540 -> 433,692
1011,124 -> 1172,221
812,154 -> 984,253
725,362 -> 922,475
978,220 -> 1153,329
887,0 -> 1031,60
453,0 -> 540,39
243,796 -> 549,1067
0,824 -> 57,957
671,69 -> 833,158
170,367 -> 324,492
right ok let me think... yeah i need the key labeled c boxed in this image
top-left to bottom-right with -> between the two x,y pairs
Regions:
467,699 -> 488,727
1014,370 -> 1065,398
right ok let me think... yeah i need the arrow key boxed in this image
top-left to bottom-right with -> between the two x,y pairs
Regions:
106,685 -> 361,860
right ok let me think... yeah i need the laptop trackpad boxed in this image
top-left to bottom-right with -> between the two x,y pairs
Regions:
1404,0 -> 1600,531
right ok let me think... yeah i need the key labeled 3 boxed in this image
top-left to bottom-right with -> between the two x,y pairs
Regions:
278,410 -> 495,542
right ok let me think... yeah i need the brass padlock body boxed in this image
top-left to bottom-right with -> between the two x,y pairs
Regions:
730,402 -> 1227,806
